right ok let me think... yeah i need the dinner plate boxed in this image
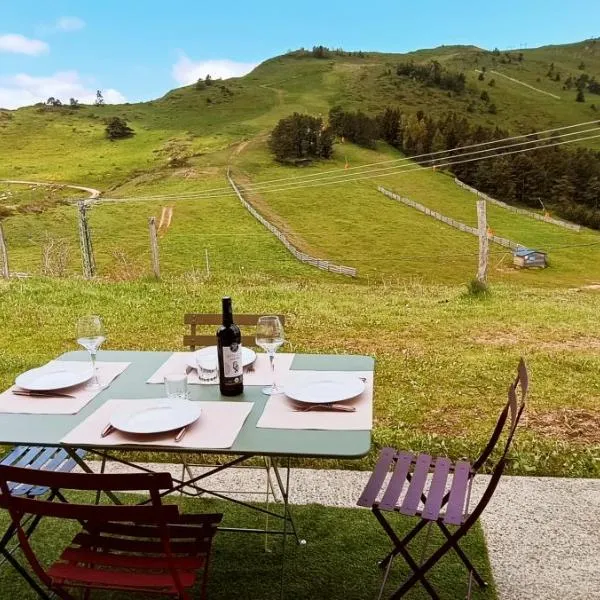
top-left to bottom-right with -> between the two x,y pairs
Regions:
284,374 -> 366,404
110,400 -> 202,435
15,362 -> 94,391
187,346 -> 257,369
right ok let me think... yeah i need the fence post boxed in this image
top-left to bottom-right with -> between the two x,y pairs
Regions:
204,248 -> 210,279
0,223 -> 9,279
476,200 -> 488,283
148,216 -> 160,279
77,201 -> 95,279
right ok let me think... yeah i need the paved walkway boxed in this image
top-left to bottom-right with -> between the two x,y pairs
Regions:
99,462 -> 600,599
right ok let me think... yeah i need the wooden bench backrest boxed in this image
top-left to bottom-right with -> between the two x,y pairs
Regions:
183,313 -> 286,350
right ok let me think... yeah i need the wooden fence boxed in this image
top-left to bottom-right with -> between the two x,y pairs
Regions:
227,171 -> 357,277
454,178 -> 581,232
377,186 -> 525,251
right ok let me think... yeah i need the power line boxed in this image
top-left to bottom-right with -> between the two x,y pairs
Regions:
105,119 -> 600,200
97,130 -> 600,203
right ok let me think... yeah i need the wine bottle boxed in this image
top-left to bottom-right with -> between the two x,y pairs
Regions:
216,297 -> 244,396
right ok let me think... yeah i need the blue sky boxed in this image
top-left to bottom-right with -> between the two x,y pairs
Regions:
1,0 -> 599,108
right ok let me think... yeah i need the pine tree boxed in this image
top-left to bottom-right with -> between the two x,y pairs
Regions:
95,90 -> 105,106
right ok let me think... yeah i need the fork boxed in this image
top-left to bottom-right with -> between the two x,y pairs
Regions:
291,403 -> 356,413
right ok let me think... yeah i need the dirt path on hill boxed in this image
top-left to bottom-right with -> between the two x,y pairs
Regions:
474,69 -> 561,100
0,179 -> 101,199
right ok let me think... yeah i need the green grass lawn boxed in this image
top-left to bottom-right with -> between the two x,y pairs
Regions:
0,276 -> 598,478
0,493 -> 496,600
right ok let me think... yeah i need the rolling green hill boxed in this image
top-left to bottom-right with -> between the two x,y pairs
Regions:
2,39 -> 600,188
2,39 -> 600,285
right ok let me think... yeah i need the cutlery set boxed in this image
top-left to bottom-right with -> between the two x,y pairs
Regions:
101,422 -> 189,442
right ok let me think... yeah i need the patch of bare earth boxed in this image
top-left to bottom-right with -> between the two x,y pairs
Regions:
472,333 -> 600,351
528,408 -> 600,444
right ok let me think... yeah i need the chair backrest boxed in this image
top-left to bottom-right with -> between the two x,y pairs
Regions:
0,467 -> 183,594
183,313 -> 286,350
472,358 -> 528,472
465,359 -> 528,526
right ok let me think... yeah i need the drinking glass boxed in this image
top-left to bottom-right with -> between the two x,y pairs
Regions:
164,372 -> 189,400
76,315 -> 106,390
256,315 -> 285,395
195,356 -> 218,382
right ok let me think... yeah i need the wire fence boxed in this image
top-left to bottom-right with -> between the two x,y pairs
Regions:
377,186 -> 525,251
227,170 -> 357,277
454,178 -> 582,232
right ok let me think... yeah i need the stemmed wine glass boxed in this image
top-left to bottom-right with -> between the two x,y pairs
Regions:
256,316 -> 285,395
76,315 -> 106,390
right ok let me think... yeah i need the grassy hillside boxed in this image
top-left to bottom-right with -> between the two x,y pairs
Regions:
1,40 -> 599,188
0,275 -> 598,477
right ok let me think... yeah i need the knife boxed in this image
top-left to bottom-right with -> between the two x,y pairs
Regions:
13,390 -> 76,399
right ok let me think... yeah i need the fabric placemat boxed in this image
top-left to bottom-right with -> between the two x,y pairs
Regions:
256,371 -> 373,430
61,399 -> 254,449
146,352 -> 295,387
0,361 -> 131,415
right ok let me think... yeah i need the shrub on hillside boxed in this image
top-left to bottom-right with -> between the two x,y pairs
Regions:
105,117 -> 134,141
269,113 -> 334,164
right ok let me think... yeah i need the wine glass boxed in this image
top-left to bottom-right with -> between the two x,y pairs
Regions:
76,315 -> 106,390
256,316 -> 285,395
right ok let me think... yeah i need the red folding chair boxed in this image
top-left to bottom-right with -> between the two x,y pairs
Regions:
358,359 -> 528,599
0,446 -> 86,599
0,466 -> 222,600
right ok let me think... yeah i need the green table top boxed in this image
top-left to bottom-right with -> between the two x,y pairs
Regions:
0,351 -> 374,460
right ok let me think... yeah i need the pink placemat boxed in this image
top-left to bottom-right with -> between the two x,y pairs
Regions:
61,399 -> 254,449
0,361 -> 131,415
147,352 -> 295,387
256,371 -> 373,430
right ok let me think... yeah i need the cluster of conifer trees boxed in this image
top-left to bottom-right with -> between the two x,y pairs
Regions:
269,104 -> 600,228
329,106 -> 600,229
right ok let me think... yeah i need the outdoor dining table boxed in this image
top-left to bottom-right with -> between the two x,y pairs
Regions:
0,349 -> 374,545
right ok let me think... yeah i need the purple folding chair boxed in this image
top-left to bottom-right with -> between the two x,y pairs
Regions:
358,359 -> 528,600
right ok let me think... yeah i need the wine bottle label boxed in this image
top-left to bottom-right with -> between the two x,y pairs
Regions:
222,345 -> 243,380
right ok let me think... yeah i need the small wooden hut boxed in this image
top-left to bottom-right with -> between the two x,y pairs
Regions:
513,248 -> 547,268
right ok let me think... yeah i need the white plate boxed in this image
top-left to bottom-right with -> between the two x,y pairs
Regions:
15,362 -> 94,391
284,374 -> 366,404
110,400 -> 202,435
187,346 -> 256,369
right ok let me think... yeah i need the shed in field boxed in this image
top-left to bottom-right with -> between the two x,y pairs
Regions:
513,248 -> 547,268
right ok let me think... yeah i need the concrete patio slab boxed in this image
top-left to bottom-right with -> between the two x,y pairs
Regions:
89,461 -> 600,599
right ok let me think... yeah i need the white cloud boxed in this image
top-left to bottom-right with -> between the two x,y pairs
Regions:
54,16 -> 86,32
0,34 -> 49,56
0,71 -> 126,109
172,54 -> 257,86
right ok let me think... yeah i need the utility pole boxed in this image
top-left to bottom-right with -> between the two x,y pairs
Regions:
148,216 -> 160,279
477,200 -> 489,283
77,201 -> 96,278
0,223 -> 9,279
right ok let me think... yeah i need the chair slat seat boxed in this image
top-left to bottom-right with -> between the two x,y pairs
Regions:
60,547 -> 206,571
378,451 -> 413,510
48,563 -> 197,591
359,451 -> 472,521
399,453 -> 432,516
444,460 -> 471,526
421,457 -> 452,521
